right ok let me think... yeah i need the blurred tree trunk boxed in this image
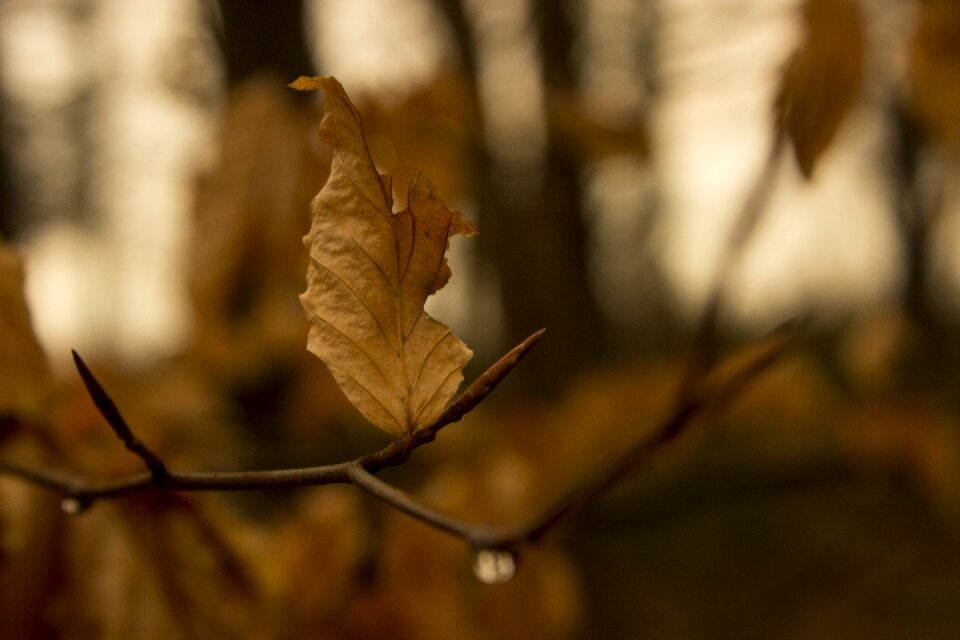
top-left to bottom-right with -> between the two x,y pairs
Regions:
890,102 -> 932,329
0,6 -> 93,240
437,0 -> 607,395
0,96 -> 20,240
0,37 -> 16,239
197,2 -> 320,456
529,0 -> 608,377
216,0 -> 313,86
887,100 -> 960,398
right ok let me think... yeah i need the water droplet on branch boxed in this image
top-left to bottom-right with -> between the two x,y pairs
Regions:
60,496 -> 91,515
472,548 -> 518,584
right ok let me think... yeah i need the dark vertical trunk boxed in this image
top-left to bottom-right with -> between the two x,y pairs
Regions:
217,0 -> 314,86
530,0 -> 608,371
890,102 -> 932,327
0,33 -> 16,239
886,100 -> 960,399
0,99 -> 20,240
437,0 -> 607,395
0,4 -> 94,239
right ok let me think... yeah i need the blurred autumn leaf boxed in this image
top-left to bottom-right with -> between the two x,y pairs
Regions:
56,495 -> 265,640
356,506 -> 581,640
249,488 -> 368,635
0,240 -> 59,637
546,87 -> 649,163
776,0 -> 863,178
292,76 -> 476,437
0,241 -> 51,421
354,73 -> 478,206
910,0 -> 960,152
189,75 -> 327,382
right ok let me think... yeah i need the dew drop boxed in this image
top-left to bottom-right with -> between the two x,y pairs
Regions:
472,548 -> 518,584
60,496 -> 91,515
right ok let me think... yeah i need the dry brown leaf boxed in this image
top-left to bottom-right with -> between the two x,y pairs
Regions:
291,76 -> 475,436
775,0 -> 863,178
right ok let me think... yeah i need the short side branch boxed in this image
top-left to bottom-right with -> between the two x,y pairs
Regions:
72,350 -> 168,483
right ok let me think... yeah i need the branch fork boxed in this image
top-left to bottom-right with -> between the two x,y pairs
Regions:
0,331 -> 549,530
0,318 -> 799,559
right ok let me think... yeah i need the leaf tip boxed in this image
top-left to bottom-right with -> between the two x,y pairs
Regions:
288,75 -> 330,92
521,328 -> 547,354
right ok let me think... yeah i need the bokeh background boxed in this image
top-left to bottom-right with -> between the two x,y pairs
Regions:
4,0 -> 960,637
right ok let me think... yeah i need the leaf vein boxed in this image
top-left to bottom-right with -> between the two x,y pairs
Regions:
308,312 -> 397,396
312,259 -> 393,349
326,361 -> 405,431
323,173 -> 397,295
410,323 -> 453,393
412,366 -> 460,426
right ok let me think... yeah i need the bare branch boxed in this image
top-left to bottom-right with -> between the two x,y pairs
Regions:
0,331 -> 546,508
328,321 -> 802,552
515,316 -> 804,545
345,462 -> 522,552
0,458 -> 83,493
346,462 -> 479,540
687,133 -> 785,382
1,318 -> 796,559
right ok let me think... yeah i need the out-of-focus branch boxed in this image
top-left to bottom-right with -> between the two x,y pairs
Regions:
449,136 -> 796,550
479,316 -> 803,550
688,132 -> 785,381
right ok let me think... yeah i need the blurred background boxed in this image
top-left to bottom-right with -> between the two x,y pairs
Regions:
4,0 -> 960,637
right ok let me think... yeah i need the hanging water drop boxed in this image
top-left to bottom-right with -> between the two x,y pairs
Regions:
60,496 -> 91,515
471,548 -> 518,584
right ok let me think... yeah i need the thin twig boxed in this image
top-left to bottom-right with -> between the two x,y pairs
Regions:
0,330 -> 546,509
1,314 -> 796,554
358,328 -> 546,471
72,350 -> 168,483
346,462 -> 478,540
519,316 -> 803,544
315,320 -> 801,550
0,458 -> 82,493
345,461 -> 521,551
